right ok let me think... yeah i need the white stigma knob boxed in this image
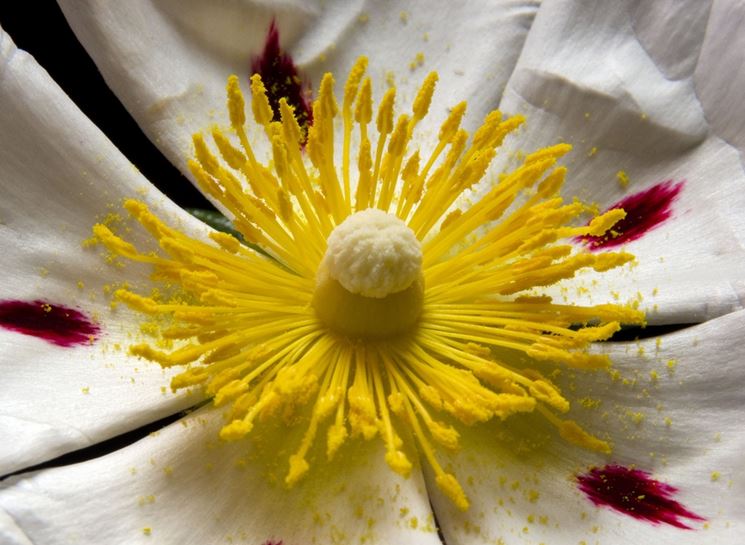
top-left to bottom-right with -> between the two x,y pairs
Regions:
323,209 -> 422,298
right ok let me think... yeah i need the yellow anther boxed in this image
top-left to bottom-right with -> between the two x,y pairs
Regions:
93,224 -> 138,257
214,380 -> 248,407
587,208 -> 626,236
528,143 -> 572,164
402,152 -> 420,184
354,77 -> 373,125
529,381 -> 570,413
193,133 -> 220,174
592,251 -> 635,272
439,101 -> 467,143
250,73 -> 274,126
472,109 -> 504,150
436,473 -> 470,511
129,343 -> 172,365
205,368 -> 241,395
355,137 -> 373,210
115,290 -> 159,314
211,128 -> 246,170
209,231 -> 241,253
559,420 -> 611,454
179,270 -> 219,292
387,392 -> 405,415
305,124 -> 324,166
286,454 -> 310,486
187,159 -> 221,200
327,423 -> 348,459
220,419 -> 253,441
271,135 -> 290,181
412,71 -> 438,121
279,98 -> 303,146
171,368 -> 209,389
387,115 -> 410,157
317,72 -> 339,120
343,56 -> 368,111
122,198 -> 148,220
376,88 -> 396,135
385,449 -> 413,477
428,420 -> 460,450
226,74 -> 246,129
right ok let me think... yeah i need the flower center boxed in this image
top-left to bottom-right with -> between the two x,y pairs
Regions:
91,56 -> 646,512
313,209 -> 424,338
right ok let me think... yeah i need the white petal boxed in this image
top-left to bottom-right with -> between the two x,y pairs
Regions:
0,510 -> 33,545
0,407 -> 441,545
494,0 -> 745,323
694,1 -> 745,160
427,310 -> 745,544
58,0 -> 539,179
0,28 -> 207,474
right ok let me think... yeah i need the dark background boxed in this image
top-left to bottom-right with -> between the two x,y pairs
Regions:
0,2 -> 213,211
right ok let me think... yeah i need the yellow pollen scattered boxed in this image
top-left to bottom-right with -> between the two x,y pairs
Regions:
409,52 -> 425,71
143,527 -> 152,536
93,58 -> 643,510
711,471 -> 721,482
617,170 -> 630,189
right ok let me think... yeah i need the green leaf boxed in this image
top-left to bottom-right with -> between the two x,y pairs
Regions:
186,208 -> 242,238
185,208 -> 272,259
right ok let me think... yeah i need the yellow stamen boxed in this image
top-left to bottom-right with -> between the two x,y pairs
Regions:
95,58 -> 644,510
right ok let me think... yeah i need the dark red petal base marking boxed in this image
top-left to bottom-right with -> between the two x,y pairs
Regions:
579,180 -> 684,250
577,464 -> 705,529
0,300 -> 99,347
251,20 -> 312,138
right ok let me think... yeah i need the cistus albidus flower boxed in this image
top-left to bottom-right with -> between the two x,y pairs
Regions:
1,1 -> 744,544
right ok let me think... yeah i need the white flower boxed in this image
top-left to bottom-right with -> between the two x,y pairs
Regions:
1,1 -> 744,544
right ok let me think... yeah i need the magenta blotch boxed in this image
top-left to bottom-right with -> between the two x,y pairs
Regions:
577,464 -> 705,529
251,20 -> 312,138
579,180 -> 684,250
0,300 -> 99,347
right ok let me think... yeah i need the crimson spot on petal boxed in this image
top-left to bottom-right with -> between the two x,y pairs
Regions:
579,180 -> 684,250
577,464 -> 705,529
0,300 -> 99,347
251,20 -> 312,140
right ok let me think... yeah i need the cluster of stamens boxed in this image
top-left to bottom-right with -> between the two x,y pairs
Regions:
93,57 -> 645,510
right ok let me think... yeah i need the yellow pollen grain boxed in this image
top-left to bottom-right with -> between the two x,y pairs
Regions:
95,58 -> 644,512
616,170 -> 630,189
711,471 -> 721,482
409,52 -> 425,71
